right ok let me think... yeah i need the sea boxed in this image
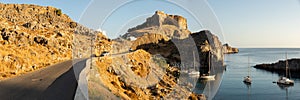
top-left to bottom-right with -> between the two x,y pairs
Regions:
212,48 -> 300,100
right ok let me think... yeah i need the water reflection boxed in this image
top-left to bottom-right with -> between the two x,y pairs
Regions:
243,82 -> 251,100
277,84 -> 293,100
257,69 -> 300,79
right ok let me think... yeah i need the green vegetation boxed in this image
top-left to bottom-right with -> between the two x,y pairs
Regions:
55,9 -> 62,16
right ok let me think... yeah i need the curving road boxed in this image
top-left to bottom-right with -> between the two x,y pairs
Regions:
0,58 -> 87,100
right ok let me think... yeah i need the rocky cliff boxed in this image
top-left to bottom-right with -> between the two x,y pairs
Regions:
0,3 -> 110,79
254,58 -> 300,71
128,11 -> 187,31
192,30 -> 224,67
222,43 -> 239,54
131,30 -> 224,69
123,11 -> 191,39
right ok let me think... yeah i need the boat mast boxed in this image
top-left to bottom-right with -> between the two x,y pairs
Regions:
248,56 -> 250,76
286,52 -> 288,78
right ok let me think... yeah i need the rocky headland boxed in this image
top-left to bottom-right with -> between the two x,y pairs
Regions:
222,43 -> 239,54
254,58 -> 300,72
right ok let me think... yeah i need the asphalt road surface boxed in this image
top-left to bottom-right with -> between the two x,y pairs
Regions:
0,59 -> 87,100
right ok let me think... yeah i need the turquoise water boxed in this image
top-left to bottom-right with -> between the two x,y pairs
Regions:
214,48 -> 300,100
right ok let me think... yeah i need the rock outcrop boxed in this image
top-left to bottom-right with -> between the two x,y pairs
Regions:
0,3 -> 110,79
254,58 -> 300,71
222,43 -> 239,54
128,11 -> 187,31
123,11 -> 191,39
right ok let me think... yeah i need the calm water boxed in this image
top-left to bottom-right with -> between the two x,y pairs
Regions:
214,48 -> 300,100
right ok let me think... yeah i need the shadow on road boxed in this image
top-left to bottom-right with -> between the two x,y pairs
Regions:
0,58 -> 88,100
39,59 -> 87,100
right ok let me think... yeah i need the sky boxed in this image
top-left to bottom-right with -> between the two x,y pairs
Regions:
208,0 -> 300,48
0,0 -> 299,48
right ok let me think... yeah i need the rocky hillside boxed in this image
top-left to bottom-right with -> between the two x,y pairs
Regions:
254,58 -> 300,71
90,50 -> 205,99
222,43 -> 239,54
0,3 -> 110,79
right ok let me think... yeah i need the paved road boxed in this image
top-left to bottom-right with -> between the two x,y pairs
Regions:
0,59 -> 87,100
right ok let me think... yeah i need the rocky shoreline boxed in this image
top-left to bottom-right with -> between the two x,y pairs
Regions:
254,58 -> 300,72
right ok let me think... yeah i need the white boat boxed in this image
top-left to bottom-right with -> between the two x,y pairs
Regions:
200,74 -> 215,80
277,77 -> 294,85
277,52 -> 294,85
189,51 -> 200,76
188,71 -> 200,76
243,57 -> 252,84
200,51 -> 215,80
243,76 -> 252,84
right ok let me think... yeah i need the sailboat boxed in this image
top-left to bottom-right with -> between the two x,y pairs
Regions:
200,51 -> 215,80
188,51 -> 200,76
243,56 -> 252,84
277,52 -> 294,85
